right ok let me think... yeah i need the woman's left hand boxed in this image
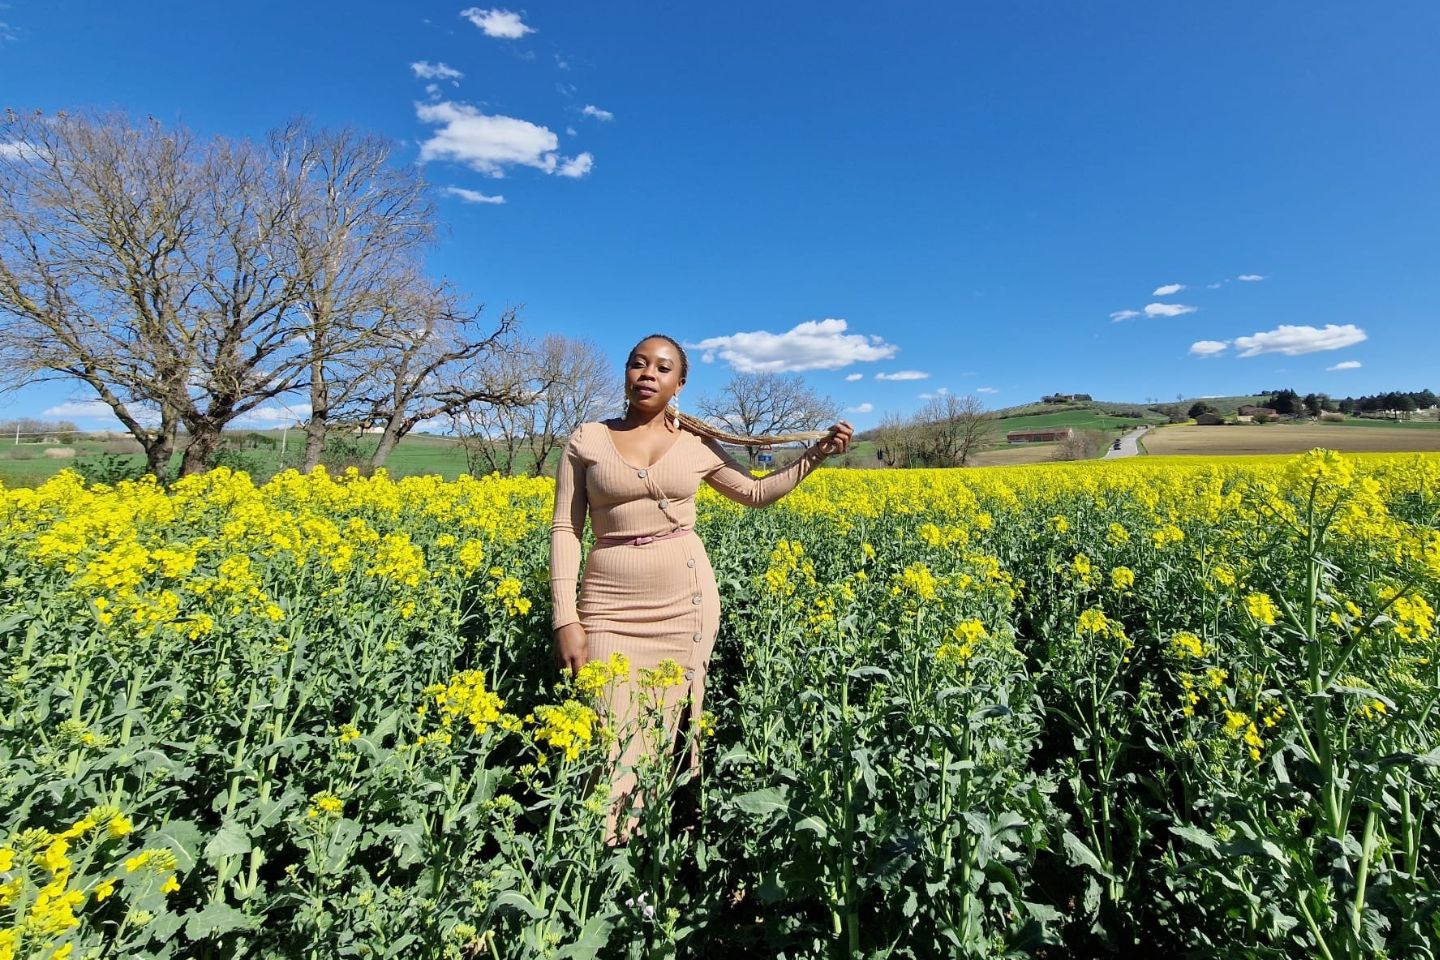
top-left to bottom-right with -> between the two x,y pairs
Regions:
816,420 -> 853,458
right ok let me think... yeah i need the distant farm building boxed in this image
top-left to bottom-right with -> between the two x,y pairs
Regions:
1193,413 -> 1225,425
1237,405 -> 1278,418
1007,427 -> 1074,444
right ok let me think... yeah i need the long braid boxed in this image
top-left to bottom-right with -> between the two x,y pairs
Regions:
668,406 -> 828,446
633,333 -> 830,446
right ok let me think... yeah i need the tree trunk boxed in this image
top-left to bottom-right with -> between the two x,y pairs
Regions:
143,419 -> 177,480
303,356 -> 328,471
369,422 -> 404,470
180,420 -> 226,475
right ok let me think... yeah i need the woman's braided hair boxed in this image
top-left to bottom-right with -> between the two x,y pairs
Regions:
631,334 -> 830,446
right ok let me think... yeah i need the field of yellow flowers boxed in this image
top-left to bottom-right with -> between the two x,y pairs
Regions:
2,450 -> 1439,959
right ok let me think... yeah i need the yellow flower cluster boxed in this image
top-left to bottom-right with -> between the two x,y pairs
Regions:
425,670 -> 508,735
529,701 -> 599,761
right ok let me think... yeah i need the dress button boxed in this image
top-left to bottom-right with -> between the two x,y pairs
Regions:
637,469 -> 647,478
692,595 -> 702,605
686,558 -> 696,568
658,499 -> 669,509
692,632 -> 702,643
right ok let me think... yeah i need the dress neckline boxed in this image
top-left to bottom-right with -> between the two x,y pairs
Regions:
599,420 -> 685,470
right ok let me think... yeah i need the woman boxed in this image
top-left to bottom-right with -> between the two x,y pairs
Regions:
550,333 -> 852,841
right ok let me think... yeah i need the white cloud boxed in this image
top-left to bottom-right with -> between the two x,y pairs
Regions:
43,399 -> 161,427
846,402 -> 874,414
425,83 -> 442,99
43,400 -> 115,419
875,370 -> 929,381
1144,302 -> 1198,318
1189,340 -> 1230,357
1109,309 -> 1140,322
415,101 -> 592,178
581,104 -> 614,122
460,7 -> 535,38
1327,360 -> 1362,371
565,125 -> 577,136
556,152 -> 593,178
690,318 -> 898,374
443,185 -> 506,204
917,387 -> 950,400
976,386 -> 999,394
233,405 -> 311,427
1206,281 -> 1224,289
411,60 -> 463,81
1237,274 -> 1265,282
844,373 -> 863,382
1233,324 -> 1367,357
1153,283 -> 1186,296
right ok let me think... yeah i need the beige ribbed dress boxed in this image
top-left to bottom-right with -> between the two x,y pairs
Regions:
550,421 -> 824,828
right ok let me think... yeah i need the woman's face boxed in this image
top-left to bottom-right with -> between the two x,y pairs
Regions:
625,338 -> 684,413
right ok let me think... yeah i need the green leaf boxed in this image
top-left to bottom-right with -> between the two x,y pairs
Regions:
204,820 -> 251,863
492,890 -> 547,920
185,902 -> 257,940
793,816 -> 828,838
1062,830 -> 1115,881
151,819 -> 204,872
554,915 -> 616,959
734,787 -> 790,819
1170,824 -> 1220,855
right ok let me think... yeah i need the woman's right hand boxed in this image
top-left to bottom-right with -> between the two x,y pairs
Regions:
553,622 -> 589,676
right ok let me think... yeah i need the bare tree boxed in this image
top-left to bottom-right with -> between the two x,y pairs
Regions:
345,283 -> 530,470
0,110 -> 203,476
274,122 -> 437,472
902,394 -> 994,467
458,334 -> 617,476
874,409 -> 920,467
695,372 -> 838,464
0,110 -> 325,477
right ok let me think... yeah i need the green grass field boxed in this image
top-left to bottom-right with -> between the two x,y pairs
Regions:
993,408 -> 1164,435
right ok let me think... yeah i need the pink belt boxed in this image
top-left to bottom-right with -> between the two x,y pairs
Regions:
596,527 -> 693,548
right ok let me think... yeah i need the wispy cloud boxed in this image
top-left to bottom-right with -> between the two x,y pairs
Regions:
690,318 -> 898,374
875,370 -> 930,381
976,386 -> 999,394
1327,360 -> 1362,371
846,402 -> 874,414
1109,309 -> 1140,322
845,373 -> 863,382
918,387 -> 950,400
1237,274 -> 1265,282
1206,281 -> 1225,289
415,101 -> 592,178
1153,283 -> 1185,296
556,153 -> 593,178
443,185 -> 506,205
411,60 -> 463,81
460,7 -> 535,38
1188,340 -> 1229,358
1144,302 -> 1198,318
1233,324 -> 1366,357
581,104 -> 614,122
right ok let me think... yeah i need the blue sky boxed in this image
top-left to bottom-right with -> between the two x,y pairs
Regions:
2,1 -> 1437,430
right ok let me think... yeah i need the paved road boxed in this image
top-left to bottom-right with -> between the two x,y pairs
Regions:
1103,426 -> 1150,459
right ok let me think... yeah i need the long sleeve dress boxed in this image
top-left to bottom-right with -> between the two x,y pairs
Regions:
549,420 -> 824,833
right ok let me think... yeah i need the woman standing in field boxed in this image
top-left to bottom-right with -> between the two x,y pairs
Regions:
550,334 -> 852,841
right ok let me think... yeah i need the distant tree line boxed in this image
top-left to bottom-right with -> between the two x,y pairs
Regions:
874,394 -> 994,468
0,109 -> 557,479
1259,388 -> 1437,419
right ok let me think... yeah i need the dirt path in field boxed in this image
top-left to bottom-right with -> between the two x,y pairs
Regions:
1142,423 -> 1440,456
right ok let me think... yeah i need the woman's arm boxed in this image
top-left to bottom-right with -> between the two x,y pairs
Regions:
702,439 -> 828,508
549,427 -> 588,630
